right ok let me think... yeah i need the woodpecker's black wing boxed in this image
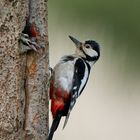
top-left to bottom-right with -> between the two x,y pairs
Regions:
63,58 -> 90,128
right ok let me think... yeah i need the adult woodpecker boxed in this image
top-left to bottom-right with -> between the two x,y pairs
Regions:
48,36 -> 100,140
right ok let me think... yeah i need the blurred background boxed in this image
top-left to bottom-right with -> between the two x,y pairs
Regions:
48,0 -> 140,140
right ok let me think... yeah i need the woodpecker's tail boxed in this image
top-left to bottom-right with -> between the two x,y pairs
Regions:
47,111 -> 62,140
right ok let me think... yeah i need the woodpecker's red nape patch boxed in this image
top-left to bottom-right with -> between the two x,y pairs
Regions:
29,23 -> 38,37
22,21 -> 38,38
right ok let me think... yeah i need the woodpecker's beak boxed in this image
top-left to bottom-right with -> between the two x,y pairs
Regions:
69,35 -> 81,47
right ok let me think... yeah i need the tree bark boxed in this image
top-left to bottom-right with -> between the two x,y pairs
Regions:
0,0 -> 49,140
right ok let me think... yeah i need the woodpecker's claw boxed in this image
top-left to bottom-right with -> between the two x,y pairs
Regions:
48,67 -> 54,80
49,67 -> 54,75
19,33 -> 41,52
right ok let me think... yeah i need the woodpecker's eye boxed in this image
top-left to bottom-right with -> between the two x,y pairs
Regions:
85,45 -> 90,49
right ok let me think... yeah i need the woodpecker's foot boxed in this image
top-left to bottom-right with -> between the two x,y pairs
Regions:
19,33 -> 42,53
44,67 -> 54,88
48,67 -> 54,80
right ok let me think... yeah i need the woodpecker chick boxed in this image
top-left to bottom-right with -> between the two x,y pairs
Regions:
48,35 -> 100,140
19,22 -> 41,53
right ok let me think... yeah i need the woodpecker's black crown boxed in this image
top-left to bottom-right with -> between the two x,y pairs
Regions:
85,40 -> 100,59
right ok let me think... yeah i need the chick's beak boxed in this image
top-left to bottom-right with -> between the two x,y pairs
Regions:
69,35 -> 81,47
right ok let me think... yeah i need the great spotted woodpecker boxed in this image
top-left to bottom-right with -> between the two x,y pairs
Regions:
48,36 -> 100,140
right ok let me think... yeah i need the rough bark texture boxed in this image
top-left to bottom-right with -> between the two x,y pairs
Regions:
0,0 -> 49,140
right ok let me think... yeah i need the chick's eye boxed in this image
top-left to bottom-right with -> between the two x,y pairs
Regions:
85,45 -> 90,48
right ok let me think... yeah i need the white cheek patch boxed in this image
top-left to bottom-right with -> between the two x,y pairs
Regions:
84,48 -> 98,57
91,49 -> 98,57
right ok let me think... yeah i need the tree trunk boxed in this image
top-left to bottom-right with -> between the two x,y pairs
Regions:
0,0 -> 49,140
